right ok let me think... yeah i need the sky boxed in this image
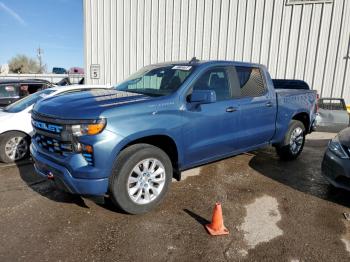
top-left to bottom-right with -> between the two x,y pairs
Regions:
0,0 -> 83,71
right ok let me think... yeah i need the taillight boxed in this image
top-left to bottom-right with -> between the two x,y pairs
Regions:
316,93 -> 319,113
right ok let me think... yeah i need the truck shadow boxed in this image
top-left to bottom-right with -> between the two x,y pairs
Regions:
17,161 -> 127,212
17,161 -> 89,208
248,139 -> 350,208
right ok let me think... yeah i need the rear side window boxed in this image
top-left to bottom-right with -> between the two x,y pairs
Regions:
27,84 -> 45,94
318,99 -> 346,111
192,68 -> 231,101
235,66 -> 266,97
0,84 -> 19,98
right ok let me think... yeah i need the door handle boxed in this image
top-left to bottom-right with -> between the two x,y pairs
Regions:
226,106 -> 238,113
266,101 -> 273,107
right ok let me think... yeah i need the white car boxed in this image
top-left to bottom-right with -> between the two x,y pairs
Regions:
0,85 -> 110,163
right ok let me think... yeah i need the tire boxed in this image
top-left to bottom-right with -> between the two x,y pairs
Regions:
109,143 -> 173,214
0,131 -> 30,163
275,120 -> 305,161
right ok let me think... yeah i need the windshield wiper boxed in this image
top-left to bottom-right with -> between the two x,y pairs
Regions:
126,90 -> 163,97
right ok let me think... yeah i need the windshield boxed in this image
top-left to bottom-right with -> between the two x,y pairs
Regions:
4,89 -> 55,113
115,65 -> 195,96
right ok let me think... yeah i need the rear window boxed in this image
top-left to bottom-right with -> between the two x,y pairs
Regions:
273,79 -> 310,90
318,99 -> 346,111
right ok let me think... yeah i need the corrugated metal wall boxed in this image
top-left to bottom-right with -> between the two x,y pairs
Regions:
84,0 -> 350,103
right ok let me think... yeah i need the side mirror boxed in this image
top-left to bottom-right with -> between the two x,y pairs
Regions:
190,90 -> 216,104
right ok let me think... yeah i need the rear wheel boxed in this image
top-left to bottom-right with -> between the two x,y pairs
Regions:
0,131 -> 30,163
276,120 -> 305,161
109,144 -> 173,214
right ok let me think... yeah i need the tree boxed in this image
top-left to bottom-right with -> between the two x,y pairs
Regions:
8,54 -> 45,74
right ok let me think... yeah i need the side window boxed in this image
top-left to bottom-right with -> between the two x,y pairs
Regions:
235,66 -> 267,97
27,84 -> 45,94
0,84 -> 19,98
19,84 -> 29,97
192,68 -> 231,101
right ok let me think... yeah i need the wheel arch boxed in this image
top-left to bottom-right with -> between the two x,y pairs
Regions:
292,112 -> 310,132
0,130 -> 31,163
118,133 -> 181,180
0,130 -> 31,139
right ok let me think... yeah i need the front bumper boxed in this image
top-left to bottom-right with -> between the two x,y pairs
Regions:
30,141 -> 109,196
322,149 -> 350,190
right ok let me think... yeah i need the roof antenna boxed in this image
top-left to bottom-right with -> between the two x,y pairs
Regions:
189,57 -> 199,64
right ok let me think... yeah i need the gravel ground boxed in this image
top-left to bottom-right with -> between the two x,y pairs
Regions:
0,132 -> 350,262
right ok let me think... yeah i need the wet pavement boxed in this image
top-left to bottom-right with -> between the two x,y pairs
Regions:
1,132 -> 350,261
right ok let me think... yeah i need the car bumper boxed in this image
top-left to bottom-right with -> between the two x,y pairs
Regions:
30,142 -> 109,196
322,149 -> 350,190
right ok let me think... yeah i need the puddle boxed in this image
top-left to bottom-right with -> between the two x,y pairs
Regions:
341,219 -> 350,254
341,238 -> 350,253
240,195 -> 283,248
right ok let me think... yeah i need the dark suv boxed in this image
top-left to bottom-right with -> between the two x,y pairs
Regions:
0,79 -> 52,107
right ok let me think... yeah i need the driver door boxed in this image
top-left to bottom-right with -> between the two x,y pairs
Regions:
181,66 -> 242,167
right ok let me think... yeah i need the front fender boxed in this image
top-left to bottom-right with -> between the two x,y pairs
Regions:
107,129 -> 183,171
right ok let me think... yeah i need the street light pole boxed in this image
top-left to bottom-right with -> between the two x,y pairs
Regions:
37,46 -> 43,73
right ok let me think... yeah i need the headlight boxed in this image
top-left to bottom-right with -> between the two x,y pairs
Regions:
328,136 -> 349,159
70,118 -> 106,136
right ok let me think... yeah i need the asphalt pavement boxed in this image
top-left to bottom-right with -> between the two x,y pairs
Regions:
0,132 -> 350,261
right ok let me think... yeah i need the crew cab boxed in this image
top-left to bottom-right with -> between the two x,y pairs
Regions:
30,60 -> 317,214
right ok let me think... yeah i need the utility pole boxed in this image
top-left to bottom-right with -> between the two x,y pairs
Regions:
37,46 -> 43,73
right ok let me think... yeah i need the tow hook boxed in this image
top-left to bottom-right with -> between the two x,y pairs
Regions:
47,172 -> 54,180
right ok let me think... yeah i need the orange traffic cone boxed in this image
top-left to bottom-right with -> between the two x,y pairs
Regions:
205,202 -> 229,236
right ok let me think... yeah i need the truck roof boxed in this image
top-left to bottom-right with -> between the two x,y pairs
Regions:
0,79 -> 52,85
151,59 -> 265,69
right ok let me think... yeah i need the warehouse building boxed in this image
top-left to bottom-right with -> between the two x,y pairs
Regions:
83,0 -> 350,103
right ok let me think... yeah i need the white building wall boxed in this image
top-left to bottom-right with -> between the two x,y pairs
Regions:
84,0 -> 350,103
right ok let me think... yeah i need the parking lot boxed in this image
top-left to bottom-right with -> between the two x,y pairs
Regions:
0,132 -> 350,261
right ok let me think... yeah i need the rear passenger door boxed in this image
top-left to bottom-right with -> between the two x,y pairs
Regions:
235,66 -> 277,149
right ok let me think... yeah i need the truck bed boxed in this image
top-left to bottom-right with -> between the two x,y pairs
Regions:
273,79 -> 310,90
272,88 -> 317,143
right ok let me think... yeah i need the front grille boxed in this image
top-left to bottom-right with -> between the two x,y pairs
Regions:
33,133 -> 73,157
83,153 -> 94,166
32,112 -> 95,165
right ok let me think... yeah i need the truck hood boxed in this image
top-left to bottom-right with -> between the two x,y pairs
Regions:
33,89 -> 152,119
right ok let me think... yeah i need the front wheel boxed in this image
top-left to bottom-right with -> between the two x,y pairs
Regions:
275,120 -> 305,161
0,131 -> 30,163
109,144 -> 173,214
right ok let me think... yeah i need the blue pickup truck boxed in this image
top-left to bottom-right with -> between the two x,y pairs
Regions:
30,60 -> 317,214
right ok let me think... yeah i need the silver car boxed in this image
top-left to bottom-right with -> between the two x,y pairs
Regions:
316,98 -> 350,132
